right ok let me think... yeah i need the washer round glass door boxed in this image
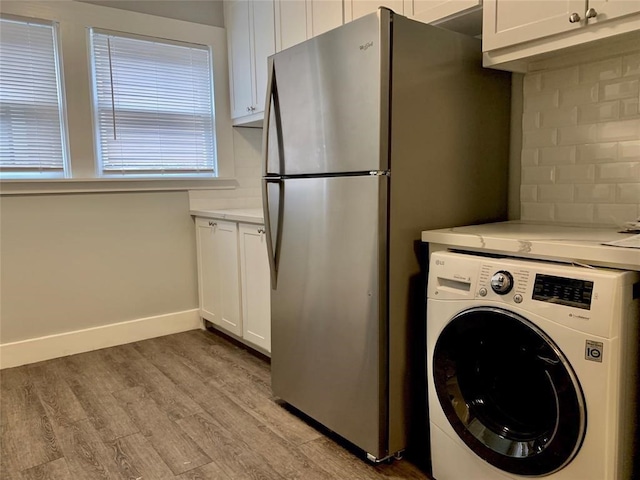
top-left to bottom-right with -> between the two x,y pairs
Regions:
433,307 -> 586,477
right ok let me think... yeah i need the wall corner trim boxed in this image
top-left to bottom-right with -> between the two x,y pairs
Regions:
0,309 -> 202,369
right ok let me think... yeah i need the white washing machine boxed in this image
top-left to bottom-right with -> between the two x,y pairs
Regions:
426,251 -> 640,480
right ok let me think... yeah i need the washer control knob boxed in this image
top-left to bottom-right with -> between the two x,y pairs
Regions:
514,294 -> 523,304
490,271 -> 514,295
478,287 -> 488,297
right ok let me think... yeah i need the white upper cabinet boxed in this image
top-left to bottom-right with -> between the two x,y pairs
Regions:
483,0 -> 587,51
308,0 -> 344,36
275,0 -> 309,51
587,0 -> 640,25
344,0 -> 404,21
224,0 -> 275,125
408,0 -> 481,25
273,0 -> 483,55
252,0 -> 275,114
225,0 -> 253,120
483,0 -> 640,71
274,0 -> 344,52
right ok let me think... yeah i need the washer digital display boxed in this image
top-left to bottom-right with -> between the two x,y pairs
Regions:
532,274 -> 594,310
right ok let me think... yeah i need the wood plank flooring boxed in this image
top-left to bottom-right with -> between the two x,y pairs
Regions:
0,330 -> 432,479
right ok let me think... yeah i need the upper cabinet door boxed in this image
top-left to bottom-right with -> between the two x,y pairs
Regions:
483,0 -> 587,51
275,0 -> 309,51
224,0 -> 275,123
586,0 -> 640,24
344,0 -> 404,21
251,0 -> 276,113
225,0 -> 253,119
307,0 -> 344,36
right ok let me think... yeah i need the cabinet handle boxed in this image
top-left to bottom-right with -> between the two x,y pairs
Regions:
257,228 -> 265,234
208,221 -> 217,227
246,106 -> 251,112
585,7 -> 597,19
250,106 -> 256,111
569,12 -> 581,23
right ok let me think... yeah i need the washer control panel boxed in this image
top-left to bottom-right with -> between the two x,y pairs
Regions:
480,264 -> 531,303
479,265 -> 594,309
428,250 -> 639,339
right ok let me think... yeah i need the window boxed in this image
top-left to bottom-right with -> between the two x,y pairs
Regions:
0,17 -> 68,178
90,30 -> 216,177
0,1 -> 234,193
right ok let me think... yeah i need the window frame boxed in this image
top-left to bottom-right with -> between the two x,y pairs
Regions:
88,28 -> 218,178
0,14 -> 71,179
0,0 -> 235,194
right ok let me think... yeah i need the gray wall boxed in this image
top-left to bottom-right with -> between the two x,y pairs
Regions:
0,0 -> 227,345
0,192 -> 198,343
77,0 -> 225,27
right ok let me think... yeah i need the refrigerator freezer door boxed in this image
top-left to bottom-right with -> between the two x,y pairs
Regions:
264,10 -> 391,176
270,174 -> 388,457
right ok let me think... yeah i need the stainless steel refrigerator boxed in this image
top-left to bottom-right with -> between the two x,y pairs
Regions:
261,8 -> 511,462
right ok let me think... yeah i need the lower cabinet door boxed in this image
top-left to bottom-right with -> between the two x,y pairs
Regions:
196,218 -> 242,337
239,223 -> 271,352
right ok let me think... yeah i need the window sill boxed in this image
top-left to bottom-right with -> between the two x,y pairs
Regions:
0,177 -> 239,195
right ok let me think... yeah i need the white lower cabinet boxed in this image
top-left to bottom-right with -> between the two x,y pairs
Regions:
239,224 -> 271,352
196,218 -> 242,336
195,217 -> 271,353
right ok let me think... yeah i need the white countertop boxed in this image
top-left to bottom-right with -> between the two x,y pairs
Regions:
190,208 -> 264,224
421,221 -> 640,271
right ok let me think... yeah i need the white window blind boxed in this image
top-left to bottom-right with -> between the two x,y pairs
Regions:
0,17 -> 67,178
90,30 -> 216,176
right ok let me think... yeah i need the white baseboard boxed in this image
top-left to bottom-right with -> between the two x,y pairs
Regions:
0,309 -> 202,369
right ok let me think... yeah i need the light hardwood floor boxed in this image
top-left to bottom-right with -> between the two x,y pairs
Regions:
0,329 -> 431,479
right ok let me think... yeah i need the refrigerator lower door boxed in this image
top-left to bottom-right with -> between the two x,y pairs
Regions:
271,175 -> 389,458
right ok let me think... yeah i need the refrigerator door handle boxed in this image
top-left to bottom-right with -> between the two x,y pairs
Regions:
262,177 -> 282,289
261,57 -> 273,177
262,57 -> 284,176
262,56 -> 284,289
